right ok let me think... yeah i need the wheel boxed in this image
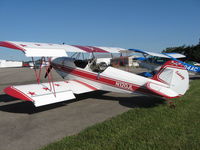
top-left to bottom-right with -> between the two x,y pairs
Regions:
98,62 -> 108,71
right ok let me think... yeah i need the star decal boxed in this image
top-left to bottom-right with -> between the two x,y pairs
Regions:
20,44 -> 27,47
28,91 -> 35,96
43,87 -> 49,91
54,84 -> 60,87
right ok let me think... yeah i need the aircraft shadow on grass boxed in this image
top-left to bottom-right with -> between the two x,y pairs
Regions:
0,90 -> 164,114
190,76 -> 200,80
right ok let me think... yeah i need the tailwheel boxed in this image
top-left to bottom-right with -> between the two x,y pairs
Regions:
166,99 -> 176,109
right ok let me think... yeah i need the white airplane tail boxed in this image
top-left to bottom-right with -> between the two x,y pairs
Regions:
152,60 -> 189,96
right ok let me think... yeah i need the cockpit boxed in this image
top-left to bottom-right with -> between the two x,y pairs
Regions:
72,53 -> 111,73
74,58 -> 108,73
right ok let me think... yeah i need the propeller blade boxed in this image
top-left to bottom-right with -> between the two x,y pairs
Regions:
44,65 -> 53,78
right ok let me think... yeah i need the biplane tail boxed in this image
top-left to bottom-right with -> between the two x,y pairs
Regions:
152,60 -> 189,97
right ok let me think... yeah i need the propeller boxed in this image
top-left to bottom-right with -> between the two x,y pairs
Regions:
44,65 -> 53,78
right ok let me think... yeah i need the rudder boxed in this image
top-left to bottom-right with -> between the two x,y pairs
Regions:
152,60 -> 189,96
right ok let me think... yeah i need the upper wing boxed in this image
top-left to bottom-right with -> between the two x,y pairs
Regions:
163,53 -> 186,58
0,41 -> 127,57
129,48 -> 169,58
129,48 -> 185,58
4,80 -> 98,107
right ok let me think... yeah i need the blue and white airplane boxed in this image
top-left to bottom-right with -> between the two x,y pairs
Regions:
129,48 -> 200,74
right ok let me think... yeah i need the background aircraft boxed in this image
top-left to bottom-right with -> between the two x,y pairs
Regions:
129,48 -> 200,75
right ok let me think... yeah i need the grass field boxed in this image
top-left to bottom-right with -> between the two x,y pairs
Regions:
40,79 -> 200,150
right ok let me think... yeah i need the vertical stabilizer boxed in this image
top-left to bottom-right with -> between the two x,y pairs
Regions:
152,60 -> 189,96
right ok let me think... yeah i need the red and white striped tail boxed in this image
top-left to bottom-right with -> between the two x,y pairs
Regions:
152,60 -> 189,96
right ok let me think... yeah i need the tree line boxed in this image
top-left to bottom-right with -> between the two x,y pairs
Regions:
162,43 -> 200,62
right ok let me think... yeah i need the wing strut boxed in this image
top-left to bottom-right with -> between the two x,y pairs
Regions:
31,57 -> 57,97
31,57 -> 43,84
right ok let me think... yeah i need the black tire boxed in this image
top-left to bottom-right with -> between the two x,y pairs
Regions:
98,62 -> 108,71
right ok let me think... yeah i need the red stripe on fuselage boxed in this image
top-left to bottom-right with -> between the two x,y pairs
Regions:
52,63 -> 158,96
72,80 -> 97,90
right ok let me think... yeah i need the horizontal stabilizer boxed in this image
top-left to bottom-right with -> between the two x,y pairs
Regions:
146,82 -> 180,99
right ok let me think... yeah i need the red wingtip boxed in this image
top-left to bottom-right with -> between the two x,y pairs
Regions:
4,86 -> 33,101
0,41 -> 26,52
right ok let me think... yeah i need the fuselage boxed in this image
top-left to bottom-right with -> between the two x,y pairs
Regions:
51,57 -> 168,97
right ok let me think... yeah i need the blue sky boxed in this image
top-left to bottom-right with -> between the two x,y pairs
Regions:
0,0 -> 200,61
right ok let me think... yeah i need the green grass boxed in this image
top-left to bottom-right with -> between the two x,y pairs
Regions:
40,80 -> 200,150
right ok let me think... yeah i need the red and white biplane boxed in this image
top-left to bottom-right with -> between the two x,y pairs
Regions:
0,41 -> 189,107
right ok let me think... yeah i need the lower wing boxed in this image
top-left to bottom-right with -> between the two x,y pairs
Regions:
4,80 -> 97,107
